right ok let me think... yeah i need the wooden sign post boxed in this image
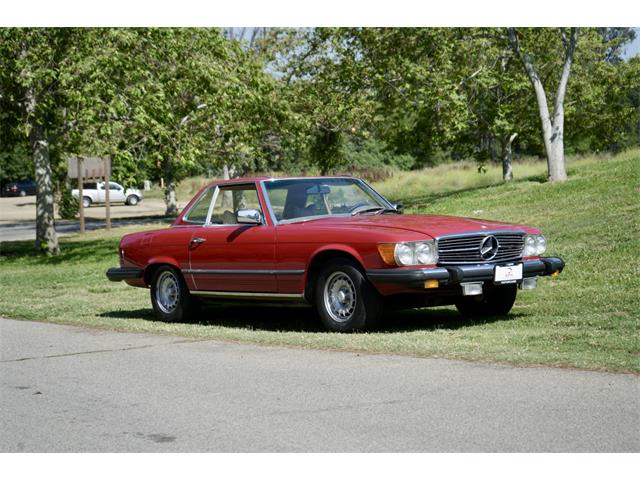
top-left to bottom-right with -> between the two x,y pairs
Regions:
77,157 -> 85,234
68,156 -> 112,233
104,157 -> 111,230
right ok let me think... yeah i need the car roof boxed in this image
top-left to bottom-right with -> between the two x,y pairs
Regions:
207,175 -> 357,186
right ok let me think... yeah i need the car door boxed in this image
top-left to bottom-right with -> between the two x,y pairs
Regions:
96,182 -> 106,203
187,183 -> 277,293
109,182 -> 126,202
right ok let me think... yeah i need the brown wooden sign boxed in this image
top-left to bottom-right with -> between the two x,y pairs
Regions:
67,156 -> 112,233
67,156 -> 111,179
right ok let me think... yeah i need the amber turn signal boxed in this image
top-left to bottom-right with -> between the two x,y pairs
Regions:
424,279 -> 439,289
551,270 -> 560,277
377,244 -> 397,266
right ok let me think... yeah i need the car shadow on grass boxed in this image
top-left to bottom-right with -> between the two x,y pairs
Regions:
99,303 -> 523,334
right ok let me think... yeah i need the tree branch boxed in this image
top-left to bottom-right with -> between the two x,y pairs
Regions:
554,27 -> 578,119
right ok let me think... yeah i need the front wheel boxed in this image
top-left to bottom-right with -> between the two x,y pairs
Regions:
314,259 -> 383,332
126,195 -> 139,206
82,196 -> 92,208
150,266 -> 198,323
455,284 -> 517,318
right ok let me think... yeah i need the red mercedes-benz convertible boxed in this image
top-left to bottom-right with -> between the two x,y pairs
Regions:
107,176 -> 564,331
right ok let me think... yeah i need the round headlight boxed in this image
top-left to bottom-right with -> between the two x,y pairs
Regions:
535,235 -> 546,255
523,235 -> 537,256
415,242 -> 437,265
394,243 -> 414,266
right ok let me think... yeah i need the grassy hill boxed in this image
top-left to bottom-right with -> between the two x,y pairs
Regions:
1,149 -> 638,372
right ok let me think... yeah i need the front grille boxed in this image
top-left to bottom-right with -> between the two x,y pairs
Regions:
437,232 -> 525,264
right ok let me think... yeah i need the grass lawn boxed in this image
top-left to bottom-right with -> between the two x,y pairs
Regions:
1,150 -> 638,372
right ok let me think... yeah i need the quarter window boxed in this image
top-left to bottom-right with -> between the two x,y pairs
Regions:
183,188 -> 214,224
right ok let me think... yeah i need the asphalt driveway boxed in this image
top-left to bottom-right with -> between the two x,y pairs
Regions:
0,196 -> 181,241
0,318 -> 638,452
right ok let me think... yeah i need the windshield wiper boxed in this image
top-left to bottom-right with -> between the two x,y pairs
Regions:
374,207 -> 401,215
351,205 -> 402,216
351,205 -> 386,216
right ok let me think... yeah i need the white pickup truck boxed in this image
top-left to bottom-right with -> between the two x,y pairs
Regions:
72,181 -> 143,208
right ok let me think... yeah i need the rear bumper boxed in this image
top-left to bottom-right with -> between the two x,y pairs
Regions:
366,256 -> 564,288
106,267 -> 144,282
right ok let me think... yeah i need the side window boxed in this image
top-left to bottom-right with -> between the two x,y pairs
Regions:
210,185 -> 262,225
83,182 -> 97,190
109,182 -> 120,190
183,188 -> 214,224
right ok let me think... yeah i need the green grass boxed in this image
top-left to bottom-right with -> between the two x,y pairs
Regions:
1,150 -> 639,372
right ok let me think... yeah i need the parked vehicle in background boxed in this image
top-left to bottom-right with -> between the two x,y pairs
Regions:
72,181 -> 143,208
2,180 -> 36,197
106,176 -> 565,332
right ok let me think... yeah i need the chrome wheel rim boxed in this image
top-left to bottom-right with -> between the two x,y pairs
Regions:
156,271 -> 180,314
323,271 -> 357,323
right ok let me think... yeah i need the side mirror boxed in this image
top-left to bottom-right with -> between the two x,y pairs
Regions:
236,209 -> 263,225
393,203 -> 404,213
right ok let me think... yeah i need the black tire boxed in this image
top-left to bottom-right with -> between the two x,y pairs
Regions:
314,259 -> 383,332
82,196 -> 92,208
126,195 -> 139,206
455,284 -> 517,318
150,265 -> 198,323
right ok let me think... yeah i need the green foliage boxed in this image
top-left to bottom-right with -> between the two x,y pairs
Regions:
344,137 -> 415,170
1,27 -> 638,201
0,142 -> 31,185
58,182 -> 79,220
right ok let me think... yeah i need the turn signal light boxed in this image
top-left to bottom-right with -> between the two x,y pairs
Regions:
377,244 -> 397,265
551,270 -> 560,277
424,279 -> 439,289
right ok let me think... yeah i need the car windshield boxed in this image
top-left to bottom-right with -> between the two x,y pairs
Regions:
264,178 -> 390,222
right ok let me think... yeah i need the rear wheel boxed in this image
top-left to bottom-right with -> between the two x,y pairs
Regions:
314,259 -> 382,332
126,195 -> 139,206
82,196 -> 92,208
150,266 -> 198,323
455,284 -> 517,318
19,190 -> 26,197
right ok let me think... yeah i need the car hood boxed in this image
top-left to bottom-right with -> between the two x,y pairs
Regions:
297,214 -> 534,238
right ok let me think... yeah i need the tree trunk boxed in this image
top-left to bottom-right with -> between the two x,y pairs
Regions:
26,89 -> 59,255
222,164 -> 235,210
501,133 -> 517,182
163,157 -> 178,216
508,28 -> 577,183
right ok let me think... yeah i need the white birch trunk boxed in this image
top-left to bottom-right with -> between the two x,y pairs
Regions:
502,133 -> 518,182
508,28 -> 577,182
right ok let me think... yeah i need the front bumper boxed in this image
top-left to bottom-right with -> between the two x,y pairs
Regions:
366,256 -> 564,288
106,267 -> 144,282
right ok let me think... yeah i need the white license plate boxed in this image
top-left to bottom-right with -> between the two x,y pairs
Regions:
494,264 -> 523,283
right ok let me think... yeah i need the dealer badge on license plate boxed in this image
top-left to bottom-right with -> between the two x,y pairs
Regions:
494,264 -> 523,284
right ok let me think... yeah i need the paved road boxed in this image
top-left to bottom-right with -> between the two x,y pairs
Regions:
1,318 -> 638,452
0,217 -> 170,242
0,196 -> 183,241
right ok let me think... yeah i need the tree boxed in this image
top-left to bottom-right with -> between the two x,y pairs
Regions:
507,28 -> 578,182
0,28 -> 87,254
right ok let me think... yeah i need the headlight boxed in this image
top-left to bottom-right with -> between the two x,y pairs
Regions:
523,234 -> 546,257
415,242 -> 437,265
378,241 -> 438,266
394,243 -> 414,265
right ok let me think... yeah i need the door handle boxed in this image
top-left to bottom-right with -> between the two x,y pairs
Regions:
190,237 -> 207,245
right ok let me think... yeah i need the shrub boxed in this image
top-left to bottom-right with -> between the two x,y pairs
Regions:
58,183 -> 79,220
